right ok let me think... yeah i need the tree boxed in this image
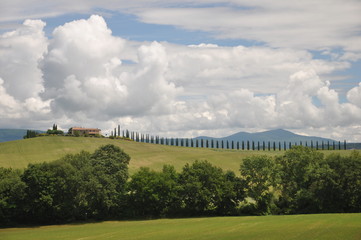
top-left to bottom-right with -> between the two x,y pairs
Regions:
325,152 -> 361,212
127,165 -> 180,218
178,160 -> 240,216
0,168 -> 26,225
275,146 -> 327,213
89,144 -> 131,218
240,155 -> 278,215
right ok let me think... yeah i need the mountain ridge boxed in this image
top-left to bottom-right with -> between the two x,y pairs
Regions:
196,129 -> 337,144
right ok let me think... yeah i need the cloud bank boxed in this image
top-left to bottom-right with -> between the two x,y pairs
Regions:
0,15 -> 361,141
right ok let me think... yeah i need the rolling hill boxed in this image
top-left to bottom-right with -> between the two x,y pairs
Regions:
0,129 -> 44,142
196,129 -> 337,144
0,136 -> 281,173
0,136 -> 357,174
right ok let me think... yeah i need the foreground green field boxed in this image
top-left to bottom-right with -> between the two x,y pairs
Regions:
0,136 -> 358,173
1,214 -> 361,240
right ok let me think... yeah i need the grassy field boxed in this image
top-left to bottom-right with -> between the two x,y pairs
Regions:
1,214 -> 361,240
0,136 -> 283,173
0,136 -> 358,174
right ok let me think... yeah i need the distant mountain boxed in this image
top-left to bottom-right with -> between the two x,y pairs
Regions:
196,129 -> 336,145
0,129 -> 44,142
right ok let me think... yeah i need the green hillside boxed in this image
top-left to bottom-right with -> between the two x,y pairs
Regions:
0,136 -> 357,173
1,214 -> 360,240
0,136 -> 278,173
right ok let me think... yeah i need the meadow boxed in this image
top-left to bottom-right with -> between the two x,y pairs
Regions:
0,136 -> 355,173
1,214 -> 361,240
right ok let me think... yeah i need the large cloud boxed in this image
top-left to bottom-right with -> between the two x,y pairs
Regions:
41,15 -> 181,121
1,15 -> 361,141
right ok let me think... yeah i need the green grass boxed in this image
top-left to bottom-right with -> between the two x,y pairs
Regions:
0,136 -> 359,174
1,214 -> 361,240
0,136 -> 282,173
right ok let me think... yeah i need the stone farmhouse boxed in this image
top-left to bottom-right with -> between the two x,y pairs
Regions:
69,127 -> 101,136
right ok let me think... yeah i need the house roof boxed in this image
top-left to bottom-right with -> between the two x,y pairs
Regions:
72,127 -> 101,131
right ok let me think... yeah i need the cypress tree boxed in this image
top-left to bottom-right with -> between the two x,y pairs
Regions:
237,141 -> 240,150
263,141 -> 265,151
242,141 -> 245,150
273,142 -> 276,151
221,140 -> 224,149
344,140 -> 347,150
252,141 -> 255,150
338,141 -> 341,150
257,141 -> 260,151
268,141 -> 270,151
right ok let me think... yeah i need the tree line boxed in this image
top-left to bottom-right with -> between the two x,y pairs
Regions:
111,127 -> 347,151
1,145 -> 360,226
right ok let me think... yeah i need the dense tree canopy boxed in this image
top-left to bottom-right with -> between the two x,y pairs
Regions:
1,145 -> 360,226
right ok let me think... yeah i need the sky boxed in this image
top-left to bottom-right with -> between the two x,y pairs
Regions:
0,0 -> 361,141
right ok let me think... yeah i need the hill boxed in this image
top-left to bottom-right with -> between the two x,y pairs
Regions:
0,129 -> 44,142
0,136 -> 283,173
0,129 -> 28,142
0,136 -> 357,174
197,129 -> 337,144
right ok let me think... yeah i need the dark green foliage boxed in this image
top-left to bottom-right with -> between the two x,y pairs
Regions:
23,130 -> 38,139
127,165 -> 180,218
0,168 -> 26,225
1,145 -> 360,226
178,160 -> 243,216
240,155 -> 278,215
325,152 -> 361,212
275,146 -> 328,213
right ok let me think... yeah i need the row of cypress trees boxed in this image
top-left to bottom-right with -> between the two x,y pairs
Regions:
111,126 -> 347,151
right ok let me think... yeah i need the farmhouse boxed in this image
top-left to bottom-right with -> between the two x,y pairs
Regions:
69,127 -> 101,136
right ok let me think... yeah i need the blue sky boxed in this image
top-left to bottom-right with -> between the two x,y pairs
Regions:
0,1 -> 361,141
